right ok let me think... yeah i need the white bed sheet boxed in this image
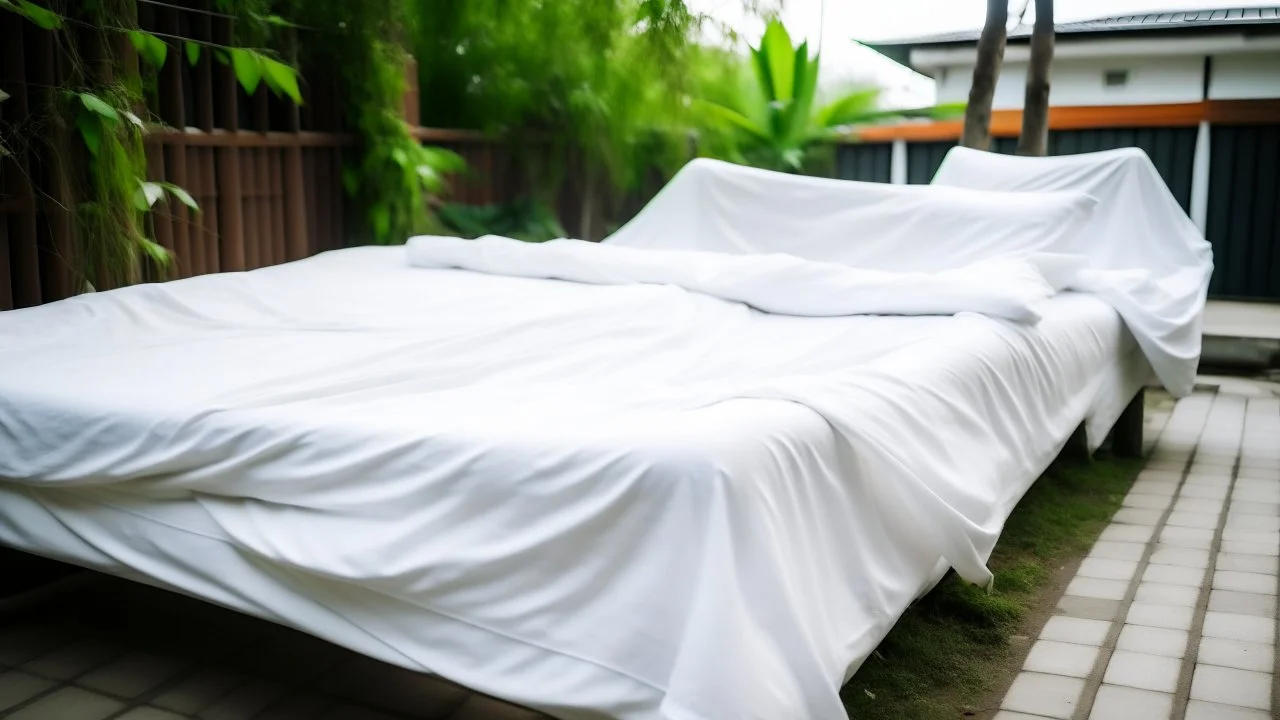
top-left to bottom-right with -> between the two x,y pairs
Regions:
0,243 -> 1148,720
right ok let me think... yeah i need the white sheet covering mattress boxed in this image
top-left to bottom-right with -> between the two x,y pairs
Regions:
0,149 -> 1205,720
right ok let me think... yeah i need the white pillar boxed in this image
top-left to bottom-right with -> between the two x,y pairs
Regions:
1190,120 -> 1211,234
890,139 -> 908,185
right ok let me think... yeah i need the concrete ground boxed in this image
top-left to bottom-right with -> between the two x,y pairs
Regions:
995,378 -> 1280,720
1204,301 -> 1280,341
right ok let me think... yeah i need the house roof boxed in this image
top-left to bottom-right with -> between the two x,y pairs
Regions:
867,6 -> 1280,48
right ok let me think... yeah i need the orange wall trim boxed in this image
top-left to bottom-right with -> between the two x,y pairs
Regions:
848,99 -> 1280,143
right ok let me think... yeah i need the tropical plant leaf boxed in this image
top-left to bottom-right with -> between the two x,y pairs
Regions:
160,182 -> 199,211
122,110 -> 145,130
390,146 -> 409,168
185,41 -> 201,67
420,146 -> 466,173
370,203 -> 391,240
140,237 -> 172,266
75,113 -> 102,156
758,19 -> 795,103
261,57 -> 302,105
0,88 -> 9,104
230,49 -> 263,95
692,99 -> 770,143
263,14 -> 296,27
79,92 -> 120,123
813,88 -> 880,130
783,42 -> 819,146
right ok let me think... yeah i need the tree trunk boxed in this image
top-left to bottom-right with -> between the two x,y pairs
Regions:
1016,0 -> 1054,156
961,0 -> 1008,151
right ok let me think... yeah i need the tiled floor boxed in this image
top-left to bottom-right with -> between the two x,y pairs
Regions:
0,575 -> 545,719
996,380 -> 1280,720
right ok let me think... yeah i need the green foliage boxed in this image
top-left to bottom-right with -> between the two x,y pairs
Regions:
413,0 -> 710,191
437,199 -> 567,243
129,30 -> 168,69
0,0 -> 61,29
290,0 -> 465,245
694,19 -> 962,172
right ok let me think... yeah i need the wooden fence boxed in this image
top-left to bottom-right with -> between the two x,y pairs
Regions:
0,3 -> 590,312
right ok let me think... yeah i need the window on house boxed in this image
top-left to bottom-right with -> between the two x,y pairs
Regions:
1104,69 -> 1129,87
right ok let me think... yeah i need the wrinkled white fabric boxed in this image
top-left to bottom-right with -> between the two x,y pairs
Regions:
0,151 -> 1198,720
606,155 -> 1210,397
406,234 -> 1058,323
931,147 -> 1213,397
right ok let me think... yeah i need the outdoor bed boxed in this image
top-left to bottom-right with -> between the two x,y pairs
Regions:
0,147 -> 1211,719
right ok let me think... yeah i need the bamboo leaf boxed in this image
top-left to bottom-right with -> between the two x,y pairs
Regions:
122,110 -> 145,130
75,114 -> 102,156
79,92 -> 120,123
230,48 -> 263,95
160,182 -> 199,211
261,57 -> 302,105
140,238 -> 173,266
12,0 -> 62,30
185,41 -> 201,67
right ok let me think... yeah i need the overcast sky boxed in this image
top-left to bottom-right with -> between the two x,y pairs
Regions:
691,0 -> 1279,105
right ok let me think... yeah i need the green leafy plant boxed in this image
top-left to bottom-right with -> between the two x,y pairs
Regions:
695,19 -> 962,172
437,198 -> 567,243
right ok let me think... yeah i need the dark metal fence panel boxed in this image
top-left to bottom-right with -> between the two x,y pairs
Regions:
1206,124 -> 1280,301
834,143 -> 892,183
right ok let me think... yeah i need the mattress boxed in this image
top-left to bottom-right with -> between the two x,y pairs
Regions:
0,149 -> 1208,719
0,243 -> 1145,719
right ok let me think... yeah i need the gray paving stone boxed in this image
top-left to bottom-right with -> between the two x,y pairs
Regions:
77,652 -> 186,699
198,679 -> 284,720
1087,684 -> 1173,720
20,638 -> 120,681
1101,524 -> 1157,544
1184,699 -> 1271,719
1089,541 -> 1147,562
1128,480 -> 1177,498
1141,563 -> 1206,587
1197,637 -> 1275,673
1207,589 -> 1277,617
1022,640 -> 1099,678
1065,577 -> 1130,601
1112,508 -> 1163,526
1229,500 -> 1280,517
1221,528 -> 1280,544
1202,612 -> 1276,644
1189,664 -> 1272,711
1056,596 -> 1122,622
1133,581 -> 1200,608
1164,511 -> 1221,529
151,670 -> 243,715
1039,617 -> 1111,647
1001,672 -> 1085,719
6,687 -> 125,720
1213,570 -> 1277,594
1221,539 -> 1280,556
1102,650 -> 1181,693
1179,484 -> 1229,500
1216,552 -> 1279,576
1225,513 -> 1280,533
1158,525 -> 1214,549
1123,493 -> 1173,512
1172,497 -> 1225,515
1125,601 -> 1194,631
1148,546 -> 1210,569
1115,624 -> 1188,659
0,626 -> 72,667
1183,474 -> 1231,487
0,670 -> 54,713
993,713 -> 1054,720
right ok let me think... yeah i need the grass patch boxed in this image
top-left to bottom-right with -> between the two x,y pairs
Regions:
840,449 -> 1145,719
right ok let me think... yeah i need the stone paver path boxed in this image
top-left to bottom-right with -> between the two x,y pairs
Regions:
997,381 -> 1280,720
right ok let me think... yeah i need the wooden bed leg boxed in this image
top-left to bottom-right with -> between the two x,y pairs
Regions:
1112,388 -> 1145,458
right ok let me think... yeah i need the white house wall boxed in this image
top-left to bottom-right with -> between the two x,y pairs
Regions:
934,55 -> 1206,108
1209,52 -> 1280,99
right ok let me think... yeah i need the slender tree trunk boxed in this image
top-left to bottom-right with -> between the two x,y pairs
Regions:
961,0 -> 1008,150
1016,0 -> 1054,156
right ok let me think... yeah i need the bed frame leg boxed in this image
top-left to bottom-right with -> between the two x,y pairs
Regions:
1112,388 -> 1145,458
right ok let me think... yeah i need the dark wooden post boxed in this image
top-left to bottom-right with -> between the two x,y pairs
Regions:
1112,388 -> 1145,458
